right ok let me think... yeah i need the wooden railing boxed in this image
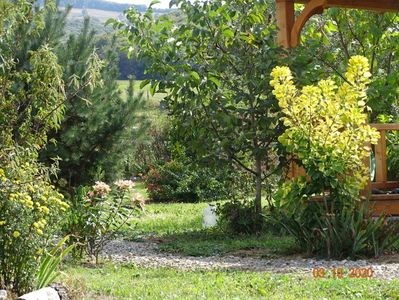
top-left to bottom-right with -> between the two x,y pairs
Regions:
370,123 -> 399,190
286,123 -> 399,214
368,124 -> 399,215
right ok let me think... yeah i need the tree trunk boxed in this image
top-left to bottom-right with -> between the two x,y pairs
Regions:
255,157 -> 262,217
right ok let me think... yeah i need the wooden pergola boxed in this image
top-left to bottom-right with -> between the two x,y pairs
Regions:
277,0 -> 399,215
276,0 -> 399,48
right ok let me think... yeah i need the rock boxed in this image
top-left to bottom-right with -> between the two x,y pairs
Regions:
18,287 -> 60,300
50,283 -> 69,300
0,290 -> 7,300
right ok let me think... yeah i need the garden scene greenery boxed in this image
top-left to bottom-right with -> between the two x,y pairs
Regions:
1,0 -> 399,299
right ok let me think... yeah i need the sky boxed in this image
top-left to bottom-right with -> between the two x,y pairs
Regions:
110,0 -> 172,9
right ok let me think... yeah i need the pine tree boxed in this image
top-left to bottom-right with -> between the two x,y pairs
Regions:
41,14 -> 146,189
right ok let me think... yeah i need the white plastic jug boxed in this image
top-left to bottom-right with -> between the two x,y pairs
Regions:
203,203 -> 217,228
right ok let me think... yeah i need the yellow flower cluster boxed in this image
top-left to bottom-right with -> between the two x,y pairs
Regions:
0,168 -> 6,182
1,161 -> 70,240
270,55 -> 380,189
33,219 -> 46,235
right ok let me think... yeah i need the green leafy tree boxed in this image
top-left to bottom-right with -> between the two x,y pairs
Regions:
114,0 -> 286,221
296,9 -> 399,120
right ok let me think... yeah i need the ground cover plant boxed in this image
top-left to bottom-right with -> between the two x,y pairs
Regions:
60,198 -> 399,298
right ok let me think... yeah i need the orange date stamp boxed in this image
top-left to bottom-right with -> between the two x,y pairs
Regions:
312,267 -> 374,279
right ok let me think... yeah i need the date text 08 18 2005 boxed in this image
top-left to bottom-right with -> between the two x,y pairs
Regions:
312,267 -> 374,279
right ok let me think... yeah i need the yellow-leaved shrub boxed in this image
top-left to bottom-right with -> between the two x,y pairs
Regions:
271,55 -> 379,202
269,56 -> 399,259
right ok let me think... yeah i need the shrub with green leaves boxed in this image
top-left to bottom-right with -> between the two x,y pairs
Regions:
0,0 -> 101,294
216,200 -> 264,234
270,56 -> 399,258
63,180 -> 140,263
113,0 -> 286,220
144,145 -> 236,203
0,149 -> 70,293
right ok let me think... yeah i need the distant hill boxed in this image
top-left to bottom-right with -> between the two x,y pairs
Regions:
67,7 -> 122,24
59,1 -> 180,80
59,0 -> 171,13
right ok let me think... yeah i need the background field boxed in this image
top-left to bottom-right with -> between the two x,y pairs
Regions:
68,7 -> 122,22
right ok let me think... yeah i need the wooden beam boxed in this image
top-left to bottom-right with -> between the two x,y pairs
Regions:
370,199 -> 399,216
282,0 -> 399,49
324,0 -> 399,12
371,123 -> 399,131
291,0 -> 325,47
371,181 -> 399,190
360,145 -> 371,199
276,0 -> 295,48
293,0 -> 399,11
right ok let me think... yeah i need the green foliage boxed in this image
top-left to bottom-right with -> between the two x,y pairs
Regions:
40,12 -> 146,188
36,236 -> 74,290
62,186 -> 91,259
387,130 -> 399,180
0,0 -> 76,294
376,115 -> 399,181
0,148 -> 69,293
271,200 -> 399,259
126,114 -> 171,175
114,0 -> 287,217
270,57 -> 399,258
297,9 -> 399,120
216,199 -> 264,234
64,262 -> 399,300
63,181 -> 140,263
272,56 -> 379,202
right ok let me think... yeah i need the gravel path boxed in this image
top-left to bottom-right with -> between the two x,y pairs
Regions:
102,239 -> 399,280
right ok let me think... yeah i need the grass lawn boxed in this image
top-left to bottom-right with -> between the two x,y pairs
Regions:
128,202 -> 207,236
157,230 -> 296,257
117,79 -> 168,129
121,199 -> 296,257
63,262 -> 399,300
62,187 -> 399,299
118,80 -> 166,108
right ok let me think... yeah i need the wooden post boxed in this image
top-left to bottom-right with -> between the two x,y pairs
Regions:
360,144 -> 371,200
276,0 -> 295,48
374,129 -> 387,183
